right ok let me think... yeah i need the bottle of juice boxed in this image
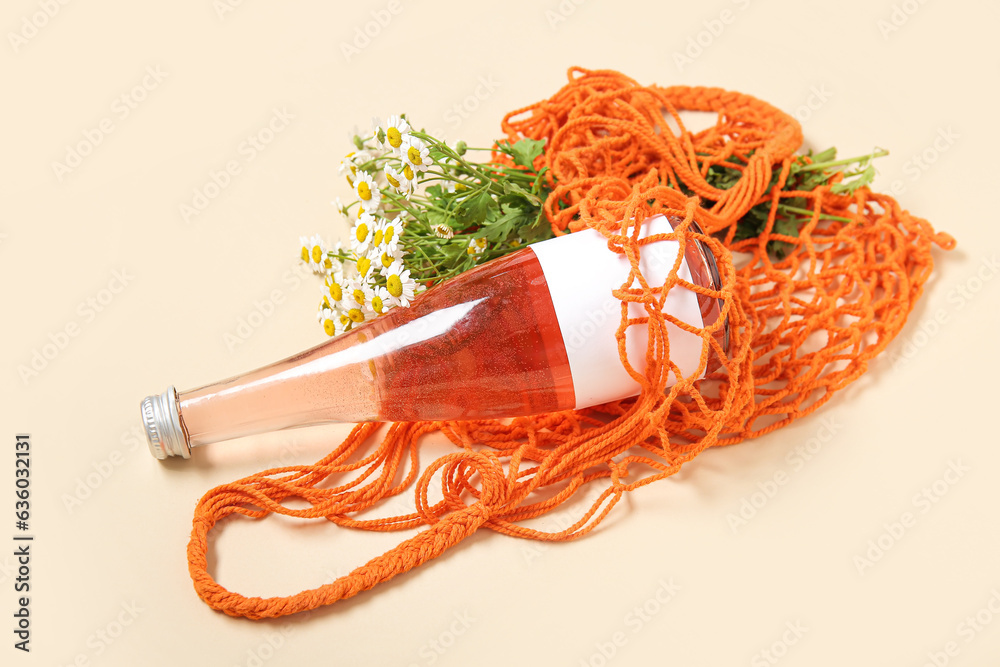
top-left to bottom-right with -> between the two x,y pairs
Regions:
140,214 -> 727,459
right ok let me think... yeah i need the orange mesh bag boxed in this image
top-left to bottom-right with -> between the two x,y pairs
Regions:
187,67 -> 955,619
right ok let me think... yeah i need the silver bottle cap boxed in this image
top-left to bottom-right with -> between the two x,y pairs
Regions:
140,386 -> 191,460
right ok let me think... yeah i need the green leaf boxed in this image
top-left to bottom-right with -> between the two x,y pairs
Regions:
704,161 -> 744,191
502,180 -> 542,206
455,191 -> 497,227
517,211 -> 551,243
496,192 -> 525,210
425,184 -> 447,200
509,138 -> 546,169
733,206 -> 768,242
428,146 -> 449,163
772,214 -> 801,239
426,209 -> 452,230
477,200 -> 528,242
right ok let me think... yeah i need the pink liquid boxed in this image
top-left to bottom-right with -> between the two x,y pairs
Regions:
178,249 -> 576,447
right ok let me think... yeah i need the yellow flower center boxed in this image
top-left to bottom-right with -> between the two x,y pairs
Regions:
356,256 -> 372,276
323,257 -> 333,269
384,226 -> 395,244
329,282 -> 342,301
476,238 -> 486,248
355,223 -> 369,243
339,313 -> 351,326
321,295 -> 330,308
406,146 -> 423,166
386,171 -> 400,188
372,230 -> 383,246
357,206 -> 363,219
312,245 -> 322,263
300,247 -> 309,262
348,308 -> 365,323
357,181 -> 372,201
403,164 -> 414,181
352,288 -> 365,305
381,252 -> 392,268
323,319 -> 335,336
387,275 -> 403,298
387,127 -> 402,148
371,295 -> 384,313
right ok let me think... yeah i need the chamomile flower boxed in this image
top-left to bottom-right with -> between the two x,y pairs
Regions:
380,215 -> 403,254
364,284 -> 391,317
383,115 -> 411,152
299,234 -> 328,274
320,255 -> 335,273
383,260 -> 417,307
467,237 -> 487,256
431,224 -> 454,239
400,137 -> 431,174
354,171 -> 381,214
369,115 -> 384,145
319,307 -> 337,337
346,275 -> 369,309
325,270 -> 347,306
332,197 -> 350,219
339,150 -> 370,187
318,247 -> 339,274
384,164 -> 412,194
338,152 -> 356,178
398,162 -> 417,190
299,235 -> 311,264
346,305 -> 367,325
371,220 -> 386,248
335,309 -> 353,335
354,252 -> 376,281
350,213 -> 376,256
373,246 -> 406,273
442,180 -> 457,194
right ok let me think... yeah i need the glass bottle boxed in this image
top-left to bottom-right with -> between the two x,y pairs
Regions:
140,215 -> 727,459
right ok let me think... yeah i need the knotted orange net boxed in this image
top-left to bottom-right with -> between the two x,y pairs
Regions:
187,67 -> 955,619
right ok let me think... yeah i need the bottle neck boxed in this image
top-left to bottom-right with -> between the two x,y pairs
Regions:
140,387 -> 190,459
667,216 -> 728,356
176,327 -> 383,449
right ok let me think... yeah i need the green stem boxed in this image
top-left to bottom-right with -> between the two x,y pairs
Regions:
795,148 -> 889,173
382,189 -> 453,216
777,204 -> 854,223
389,200 -> 424,220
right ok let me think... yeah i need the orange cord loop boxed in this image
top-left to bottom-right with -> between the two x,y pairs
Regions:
188,67 -> 953,618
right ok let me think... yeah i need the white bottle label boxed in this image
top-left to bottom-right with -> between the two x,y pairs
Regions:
528,215 -> 707,409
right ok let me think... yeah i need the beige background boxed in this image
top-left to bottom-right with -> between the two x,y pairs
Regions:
3,0 -> 999,665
